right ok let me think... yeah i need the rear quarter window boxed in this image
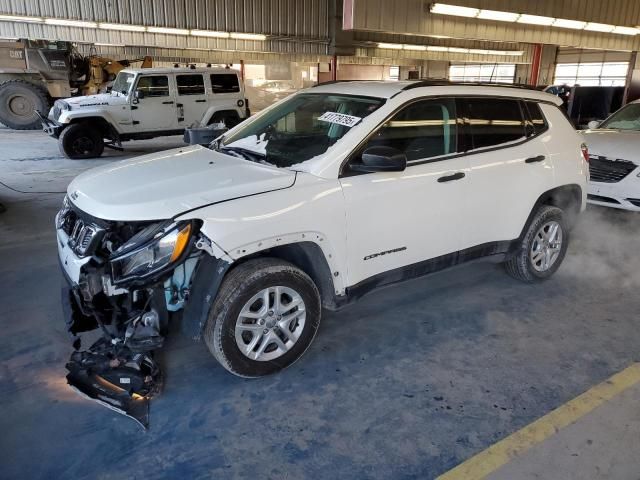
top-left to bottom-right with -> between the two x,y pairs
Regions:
524,101 -> 549,135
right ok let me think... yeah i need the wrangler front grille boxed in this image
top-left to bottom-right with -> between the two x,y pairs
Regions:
589,156 -> 637,183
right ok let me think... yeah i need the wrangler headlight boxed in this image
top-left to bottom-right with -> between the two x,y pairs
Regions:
110,222 -> 192,283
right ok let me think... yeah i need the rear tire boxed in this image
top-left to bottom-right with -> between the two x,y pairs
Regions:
204,258 -> 321,378
58,123 -> 105,159
0,80 -> 50,130
504,205 -> 568,283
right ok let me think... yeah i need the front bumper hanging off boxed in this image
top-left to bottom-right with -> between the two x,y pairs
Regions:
61,281 -> 164,429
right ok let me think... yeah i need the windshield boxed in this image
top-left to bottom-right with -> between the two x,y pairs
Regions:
217,93 -> 385,168
599,104 -> 640,130
112,72 -> 135,96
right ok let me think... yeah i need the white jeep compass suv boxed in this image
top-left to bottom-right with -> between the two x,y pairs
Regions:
56,81 -> 587,426
41,67 -> 249,159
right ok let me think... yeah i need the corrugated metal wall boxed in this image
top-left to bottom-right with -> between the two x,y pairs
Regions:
556,47 -> 633,63
0,0 -> 329,39
349,0 -> 640,51
0,20 -> 329,55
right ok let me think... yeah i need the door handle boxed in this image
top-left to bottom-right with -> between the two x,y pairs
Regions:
195,99 -> 207,103
162,101 -> 174,105
525,155 -> 545,163
437,172 -> 466,183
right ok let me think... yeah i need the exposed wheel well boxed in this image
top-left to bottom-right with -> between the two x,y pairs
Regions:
539,184 -> 582,229
519,184 -> 583,240
226,242 -> 337,310
207,110 -> 241,127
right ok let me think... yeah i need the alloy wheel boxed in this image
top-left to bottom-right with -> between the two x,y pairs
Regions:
530,220 -> 563,272
235,286 -> 306,361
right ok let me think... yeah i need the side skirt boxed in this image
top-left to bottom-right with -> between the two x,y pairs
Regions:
330,240 -> 516,310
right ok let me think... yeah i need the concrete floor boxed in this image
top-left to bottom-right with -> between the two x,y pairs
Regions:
1,129 -> 640,479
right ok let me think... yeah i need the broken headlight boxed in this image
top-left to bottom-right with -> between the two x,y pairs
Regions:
110,222 -> 192,283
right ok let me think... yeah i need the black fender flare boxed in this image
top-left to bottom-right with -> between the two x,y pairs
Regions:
181,255 -> 231,340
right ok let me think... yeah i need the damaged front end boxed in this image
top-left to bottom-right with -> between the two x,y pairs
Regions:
57,196 -> 205,428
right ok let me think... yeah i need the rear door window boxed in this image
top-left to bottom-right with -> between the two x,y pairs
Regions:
177,74 -> 205,95
211,74 -> 240,93
466,98 -> 526,150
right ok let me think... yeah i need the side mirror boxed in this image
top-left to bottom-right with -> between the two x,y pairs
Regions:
350,146 -> 407,173
588,120 -> 600,130
133,89 -> 145,103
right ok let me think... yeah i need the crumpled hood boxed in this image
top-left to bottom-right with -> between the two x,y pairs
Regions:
67,145 -> 296,221
63,93 -> 127,108
580,129 -> 640,163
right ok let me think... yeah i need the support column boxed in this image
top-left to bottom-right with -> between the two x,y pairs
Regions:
331,54 -> 338,81
529,43 -> 543,86
240,59 -> 245,82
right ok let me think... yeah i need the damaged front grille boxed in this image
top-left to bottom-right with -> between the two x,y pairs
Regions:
57,205 -> 104,257
589,156 -> 637,183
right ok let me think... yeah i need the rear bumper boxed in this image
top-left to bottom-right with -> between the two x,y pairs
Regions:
37,111 -> 63,138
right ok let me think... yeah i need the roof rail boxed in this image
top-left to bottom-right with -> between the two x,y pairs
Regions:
402,79 -> 540,91
312,80 -> 372,87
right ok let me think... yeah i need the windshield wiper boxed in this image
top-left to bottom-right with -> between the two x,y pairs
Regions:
217,146 -> 266,162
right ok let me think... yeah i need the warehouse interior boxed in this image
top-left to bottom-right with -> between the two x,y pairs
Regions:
2,1 -> 640,479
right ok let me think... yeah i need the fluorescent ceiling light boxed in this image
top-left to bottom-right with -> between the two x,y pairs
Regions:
477,9 -> 519,22
403,44 -> 427,51
485,49 -> 523,56
584,22 -> 615,33
427,46 -> 449,52
378,42 -> 403,49
448,47 -> 469,53
45,18 -> 97,28
0,14 -> 43,23
191,29 -> 230,38
612,26 -> 639,35
230,32 -> 267,40
517,14 -> 555,26
553,18 -> 587,29
430,3 -> 479,17
429,4 -> 638,36
147,26 -> 190,35
99,23 -> 146,32
94,42 -> 125,47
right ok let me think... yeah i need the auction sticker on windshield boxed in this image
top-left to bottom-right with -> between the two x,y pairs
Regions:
318,112 -> 362,128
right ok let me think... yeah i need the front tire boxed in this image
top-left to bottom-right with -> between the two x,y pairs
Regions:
204,258 -> 321,378
58,123 -> 105,159
504,205 -> 568,282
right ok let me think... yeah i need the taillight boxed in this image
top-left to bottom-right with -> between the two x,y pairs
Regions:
581,143 -> 589,163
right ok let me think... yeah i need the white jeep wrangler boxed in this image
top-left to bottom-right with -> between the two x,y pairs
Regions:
56,80 -> 588,425
41,67 -> 249,159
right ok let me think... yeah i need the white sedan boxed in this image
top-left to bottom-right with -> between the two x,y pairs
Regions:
581,100 -> 640,211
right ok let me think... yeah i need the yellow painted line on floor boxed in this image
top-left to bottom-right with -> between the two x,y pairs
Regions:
437,362 -> 640,480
